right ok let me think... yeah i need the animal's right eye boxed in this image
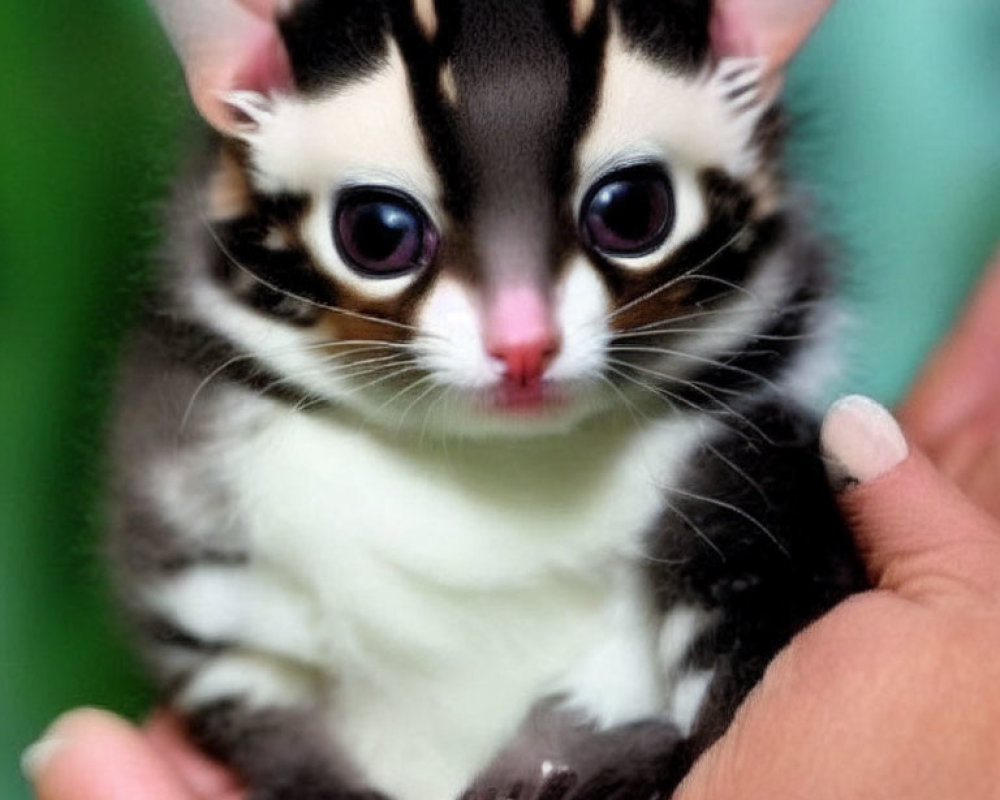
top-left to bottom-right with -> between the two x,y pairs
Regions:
334,188 -> 438,278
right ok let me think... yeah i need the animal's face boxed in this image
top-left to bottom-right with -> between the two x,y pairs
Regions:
167,0 -> 831,436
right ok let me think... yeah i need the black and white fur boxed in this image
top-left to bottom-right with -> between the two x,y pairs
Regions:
109,2 -> 864,798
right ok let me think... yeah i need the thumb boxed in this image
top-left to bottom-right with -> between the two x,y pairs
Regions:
821,395 -> 1000,599
24,709 -> 197,800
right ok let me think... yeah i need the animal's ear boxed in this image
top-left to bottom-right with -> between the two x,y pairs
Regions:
149,0 -> 294,134
711,0 -> 835,73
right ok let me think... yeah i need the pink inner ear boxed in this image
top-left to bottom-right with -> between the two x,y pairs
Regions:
183,13 -> 293,133
232,22 -> 294,101
710,0 -> 834,71
709,3 -> 759,60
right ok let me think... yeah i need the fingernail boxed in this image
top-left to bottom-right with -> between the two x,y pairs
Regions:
19,709 -> 93,781
20,729 -> 66,780
821,395 -> 909,491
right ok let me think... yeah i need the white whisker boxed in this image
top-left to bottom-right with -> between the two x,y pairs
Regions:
605,359 -> 745,400
604,364 -> 766,449
180,351 -> 261,434
377,373 -> 439,421
658,498 -> 725,561
593,371 -> 654,428
611,326 -> 815,344
603,227 -> 748,325
396,378 -> 446,431
604,365 -> 686,416
668,485 -> 785,555
346,364 -> 425,396
607,345 -> 782,394
704,441 -> 770,505
419,386 -> 457,447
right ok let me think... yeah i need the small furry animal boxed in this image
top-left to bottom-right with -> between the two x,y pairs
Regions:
108,1 -> 865,798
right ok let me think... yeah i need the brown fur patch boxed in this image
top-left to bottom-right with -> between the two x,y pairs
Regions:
317,285 -> 415,348
439,63 -> 459,106
571,0 -> 597,33
609,279 -> 696,334
413,0 -> 438,41
315,295 -> 418,394
206,145 -> 254,222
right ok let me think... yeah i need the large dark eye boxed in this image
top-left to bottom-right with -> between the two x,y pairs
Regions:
334,188 -> 438,278
580,166 -> 675,257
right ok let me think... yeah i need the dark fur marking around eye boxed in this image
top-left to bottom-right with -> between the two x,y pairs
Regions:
597,169 -> 771,334
212,237 -> 328,326
210,191 -> 339,326
676,169 -> 781,303
666,216 -> 835,406
598,167 -> 810,415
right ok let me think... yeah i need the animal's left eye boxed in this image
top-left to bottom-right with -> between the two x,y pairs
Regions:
580,166 -> 675,257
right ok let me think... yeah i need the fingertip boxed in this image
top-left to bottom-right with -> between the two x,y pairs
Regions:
26,708 -> 195,800
821,395 -> 909,491
821,398 -> 1000,595
22,708 -> 116,781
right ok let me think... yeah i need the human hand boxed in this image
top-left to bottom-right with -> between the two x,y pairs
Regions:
899,248 -> 1000,514
673,398 -> 1000,799
24,710 -> 242,800
674,250 -> 1000,800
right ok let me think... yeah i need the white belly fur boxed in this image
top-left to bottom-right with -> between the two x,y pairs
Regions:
214,405 -> 712,800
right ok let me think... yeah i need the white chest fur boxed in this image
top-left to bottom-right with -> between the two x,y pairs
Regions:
202,404 -> 711,800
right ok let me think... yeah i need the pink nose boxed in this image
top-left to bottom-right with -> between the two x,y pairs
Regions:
488,336 -> 560,387
484,286 -> 561,387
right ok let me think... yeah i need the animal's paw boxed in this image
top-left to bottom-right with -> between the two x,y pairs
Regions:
459,763 -> 579,800
250,786 -> 392,800
560,765 -> 664,800
462,715 -> 683,800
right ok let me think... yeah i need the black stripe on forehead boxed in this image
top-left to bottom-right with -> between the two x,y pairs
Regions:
612,0 -> 711,70
407,1 -> 609,277
447,1 -> 572,220
279,1 -> 390,91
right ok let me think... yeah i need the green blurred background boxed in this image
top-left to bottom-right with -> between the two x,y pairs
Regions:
0,1 -> 997,797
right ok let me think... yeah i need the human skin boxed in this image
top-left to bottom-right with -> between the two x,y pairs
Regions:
673,250 -> 1000,799
25,252 -> 1000,799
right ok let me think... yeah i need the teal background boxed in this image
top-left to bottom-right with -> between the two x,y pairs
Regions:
1,1 -> 997,798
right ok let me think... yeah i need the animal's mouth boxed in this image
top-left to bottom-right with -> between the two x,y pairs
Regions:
490,379 -> 565,415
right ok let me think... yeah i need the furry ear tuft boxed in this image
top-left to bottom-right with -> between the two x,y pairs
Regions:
149,0 -> 294,134
711,0 -> 835,75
